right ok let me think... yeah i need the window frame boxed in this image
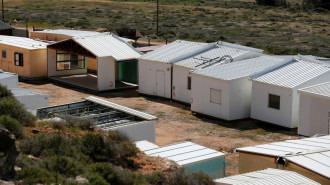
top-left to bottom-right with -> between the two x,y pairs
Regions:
268,93 -> 280,110
14,52 -> 23,66
2,50 -> 6,58
56,51 -> 86,71
210,88 -> 222,105
187,76 -> 191,90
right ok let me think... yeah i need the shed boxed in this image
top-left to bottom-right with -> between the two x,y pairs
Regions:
190,56 -> 289,121
141,141 -> 226,179
214,168 -> 320,185
0,70 -> 18,88
236,135 -> 330,184
11,88 -> 49,115
298,82 -> 330,136
37,96 -> 157,142
138,40 -> 213,99
30,29 -> 134,44
173,41 -> 263,104
0,35 -> 48,78
47,34 -> 141,91
250,55 -> 330,128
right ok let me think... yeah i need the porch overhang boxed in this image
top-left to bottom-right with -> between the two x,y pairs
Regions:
48,39 -> 97,59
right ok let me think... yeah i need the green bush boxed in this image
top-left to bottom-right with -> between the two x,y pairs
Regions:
64,116 -> 95,131
0,97 -> 36,127
43,156 -> 84,177
15,167 -> 56,185
167,169 -> 215,185
0,115 -> 24,138
0,85 -> 12,98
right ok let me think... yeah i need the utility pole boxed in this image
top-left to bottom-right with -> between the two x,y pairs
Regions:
2,0 -> 4,22
156,0 -> 159,36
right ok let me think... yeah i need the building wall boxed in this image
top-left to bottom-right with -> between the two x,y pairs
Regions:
111,120 -> 156,143
229,77 -> 253,120
47,48 -> 87,77
251,81 -> 294,128
30,32 -> 71,42
0,75 -> 18,89
29,49 -> 47,78
87,57 -> 97,71
97,56 -> 116,91
184,156 -> 225,179
239,152 -> 329,185
191,74 -> 231,120
14,93 -> 49,113
172,65 -> 191,104
0,44 -> 33,78
138,59 -> 172,99
298,94 -> 330,136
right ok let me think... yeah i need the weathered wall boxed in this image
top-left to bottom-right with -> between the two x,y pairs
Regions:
172,65 -> 191,104
111,121 -> 156,143
97,56 -> 115,91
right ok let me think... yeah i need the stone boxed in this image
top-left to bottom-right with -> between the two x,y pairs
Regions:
75,175 -> 89,184
0,126 -> 18,180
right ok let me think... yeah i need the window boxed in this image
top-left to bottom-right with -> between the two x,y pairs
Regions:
210,88 -> 221,104
187,77 -> 191,90
2,50 -> 6,58
268,94 -> 280,110
14,53 -> 23,66
56,52 -> 85,71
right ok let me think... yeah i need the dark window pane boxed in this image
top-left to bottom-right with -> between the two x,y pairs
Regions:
187,77 -> 191,90
268,94 -> 280,110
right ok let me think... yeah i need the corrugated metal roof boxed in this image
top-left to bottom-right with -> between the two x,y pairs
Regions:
214,168 -> 320,185
251,59 -> 330,88
11,88 -> 47,96
139,40 -> 213,63
192,56 -> 288,81
83,96 -> 157,120
174,45 -> 251,69
236,135 -> 330,179
72,34 -> 141,60
0,35 -> 48,50
135,140 -> 159,151
0,70 -> 17,79
34,29 -> 134,42
298,82 -> 330,99
143,141 -> 225,166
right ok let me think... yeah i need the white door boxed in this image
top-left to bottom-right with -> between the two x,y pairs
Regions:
156,70 -> 165,97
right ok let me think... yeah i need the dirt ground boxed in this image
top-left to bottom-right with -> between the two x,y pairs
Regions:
19,80 -> 299,176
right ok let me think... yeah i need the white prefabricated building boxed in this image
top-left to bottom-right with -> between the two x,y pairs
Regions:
37,96 -> 157,142
138,141 -> 226,179
0,70 -> 18,88
298,82 -> 330,136
235,135 -> 330,185
11,88 -> 49,115
214,168 -> 320,185
190,56 -> 289,121
47,34 -> 141,91
138,40 -> 213,99
172,42 -> 264,104
250,55 -> 330,128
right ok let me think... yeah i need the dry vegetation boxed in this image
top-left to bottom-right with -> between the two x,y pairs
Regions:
4,0 -> 330,57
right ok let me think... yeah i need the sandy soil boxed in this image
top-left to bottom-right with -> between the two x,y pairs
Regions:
19,81 -> 299,176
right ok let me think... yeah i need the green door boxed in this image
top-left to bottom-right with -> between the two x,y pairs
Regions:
118,60 -> 138,84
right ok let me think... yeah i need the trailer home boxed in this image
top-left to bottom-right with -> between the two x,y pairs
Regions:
214,168 -> 320,185
251,56 -> 330,128
236,135 -> 330,185
172,42 -> 263,104
0,35 -> 48,78
137,141 -> 226,179
37,96 -> 157,142
190,56 -> 289,121
138,40 -> 213,99
298,82 -> 330,136
47,33 -> 141,91
0,70 -> 18,88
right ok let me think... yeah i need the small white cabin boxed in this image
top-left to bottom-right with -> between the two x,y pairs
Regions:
298,82 -> 330,136
173,42 -> 263,104
190,56 -> 288,121
251,56 -> 330,128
